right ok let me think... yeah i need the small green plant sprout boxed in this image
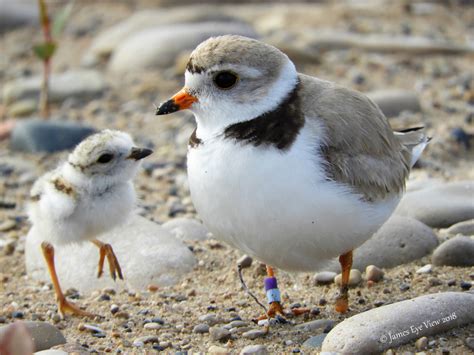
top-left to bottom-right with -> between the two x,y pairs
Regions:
33,0 -> 73,119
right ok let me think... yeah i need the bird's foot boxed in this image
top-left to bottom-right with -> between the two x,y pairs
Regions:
97,243 -> 123,281
57,296 -> 95,319
254,302 -> 310,323
334,293 -> 349,313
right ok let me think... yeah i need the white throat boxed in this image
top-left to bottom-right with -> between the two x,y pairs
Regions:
190,60 -> 298,141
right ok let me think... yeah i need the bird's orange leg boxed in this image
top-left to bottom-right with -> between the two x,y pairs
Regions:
92,239 -> 123,281
41,242 -> 94,318
256,266 -> 310,321
335,250 -> 353,313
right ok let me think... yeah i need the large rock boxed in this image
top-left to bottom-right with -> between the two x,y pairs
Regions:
25,215 -> 196,293
322,292 -> 474,354
395,181 -> 474,228
0,321 -> 66,352
323,216 -> 438,271
0,0 -> 38,32
10,119 -> 96,153
432,236 -> 474,267
108,22 -> 257,73
162,218 -> 209,241
3,70 -> 107,105
83,7 -> 243,65
368,90 -> 421,118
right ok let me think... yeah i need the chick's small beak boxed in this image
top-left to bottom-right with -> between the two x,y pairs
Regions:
127,147 -> 153,160
156,88 -> 198,115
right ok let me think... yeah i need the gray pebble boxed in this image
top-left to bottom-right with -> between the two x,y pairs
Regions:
242,329 -> 267,340
446,219 -> 474,236
415,336 -> 428,350
465,337 -> 474,350
432,236 -> 474,266
295,319 -> 336,332
199,314 -> 222,326
193,323 -> 210,334
0,321 -> 66,352
162,217 -> 209,241
366,265 -> 384,282
133,335 -> 158,346
302,333 -> 327,350
210,327 -> 231,342
240,344 -> 268,355
395,181 -> 474,228
314,271 -> 337,285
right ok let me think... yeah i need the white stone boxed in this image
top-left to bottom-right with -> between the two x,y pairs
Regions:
322,292 -> 474,354
416,264 -> 433,274
162,218 -> 209,241
25,215 -> 196,293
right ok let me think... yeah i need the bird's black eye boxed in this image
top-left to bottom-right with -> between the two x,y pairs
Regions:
97,153 -> 114,164
213,71 -> 238,89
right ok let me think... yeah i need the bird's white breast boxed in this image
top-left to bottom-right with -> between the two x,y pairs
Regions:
187,125 -> 400,271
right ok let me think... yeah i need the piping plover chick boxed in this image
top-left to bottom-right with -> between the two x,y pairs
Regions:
28,130 -> 152,318
156,35 -> 430,319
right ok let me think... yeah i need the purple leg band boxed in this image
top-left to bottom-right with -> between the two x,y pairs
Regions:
264,277 -> 278,291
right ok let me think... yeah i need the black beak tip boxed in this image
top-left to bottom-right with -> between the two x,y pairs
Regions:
129,147 -> 153,160
156,99 -> 179,115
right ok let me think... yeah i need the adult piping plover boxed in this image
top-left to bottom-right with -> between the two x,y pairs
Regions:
156,35 -> 429,317
28,130 -> 152,318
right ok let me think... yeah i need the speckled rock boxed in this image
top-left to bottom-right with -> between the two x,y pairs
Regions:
432,236 -> 474,267
395,181 -> 474,228
26,215 -> 196,293
108,22 -> 256,74
162,218 -> 209,241
446,219 -> 474,236
322,292 -> 474,354
324,216 -> 438,271
3,70 -> 107,105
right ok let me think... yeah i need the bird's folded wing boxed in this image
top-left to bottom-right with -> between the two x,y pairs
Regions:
299,74 -> 410,202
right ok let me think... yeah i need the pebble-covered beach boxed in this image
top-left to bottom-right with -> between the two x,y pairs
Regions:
1,1 -> 473,354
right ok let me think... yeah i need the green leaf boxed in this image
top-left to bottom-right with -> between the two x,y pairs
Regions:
33,42 -> 57,60
52,1 -> 74,38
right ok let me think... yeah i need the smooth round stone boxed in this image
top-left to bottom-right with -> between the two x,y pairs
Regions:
162,217 -> 209,241
198,314 -> 222,326
10,119 -> 96,153
144,322 -> 161,330
368,90 -> 421,117
209,327 -> 231,342
445,219 -> 474,236
302,333 -> 328,350
335,269 -> 362,287
193,323 -> 210,334
432,236 -> 474,267
133,335 -> 158,346
240,344 -> 268,355
108,22 -> 256,73
321,292 -> 474,354
465,337 -> 474,350
242,329 -> 267,340
395,181 -> 474,228
0,321 -> 66,352
314,271 -> 337,285
366,265 -> 384,282
416,264 -> 433,274
208,345 -> 230,354
416,336 -> 428,350
26,215 -> 196,293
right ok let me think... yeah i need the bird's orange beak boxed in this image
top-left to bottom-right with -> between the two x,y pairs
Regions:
155,88 -> 198,115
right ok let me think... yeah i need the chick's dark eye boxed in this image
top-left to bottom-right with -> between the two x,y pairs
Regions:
97,153 -> 114,164
213,71 -> 238,89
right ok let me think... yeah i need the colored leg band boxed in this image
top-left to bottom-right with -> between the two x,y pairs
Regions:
266,288 -> 281,304
264,277 -> 278,291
